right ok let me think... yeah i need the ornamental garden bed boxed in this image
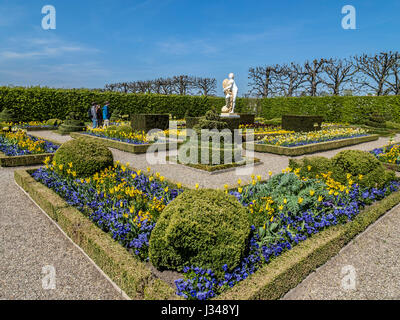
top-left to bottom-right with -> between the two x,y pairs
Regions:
70,132 -> 181,154
371,143 -> 400,172
245,131 -> 378,156
13,147 -> 400,300
0,130 -> 60,167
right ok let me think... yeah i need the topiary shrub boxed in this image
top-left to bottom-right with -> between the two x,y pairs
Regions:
331,150 -> 395,189
106,125 -> 118,132
149,189 -> 250,277
53,137 -> 114,177
116,125 -> 132,134
289,156 -> 332,178
46,119 -> 63,126
58,112 -> 86,135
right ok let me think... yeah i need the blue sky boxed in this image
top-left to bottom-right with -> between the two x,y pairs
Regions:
0,0 -> 399,95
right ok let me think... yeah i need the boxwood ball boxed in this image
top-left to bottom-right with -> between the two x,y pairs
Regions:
149,189 -> 251,277
53,137 -> 114,177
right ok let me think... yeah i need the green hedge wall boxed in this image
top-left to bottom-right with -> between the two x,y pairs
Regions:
260,96 -> 400,124
0,86 -> 251,122
1,86 -> 400,124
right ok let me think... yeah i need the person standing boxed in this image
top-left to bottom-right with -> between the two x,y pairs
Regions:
103,101 -> 110,128
96,104 -> 103,127
91,102 -> 98,128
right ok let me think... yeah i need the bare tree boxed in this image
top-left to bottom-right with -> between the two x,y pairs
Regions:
322,58 -> 357,95
248,65 -> 279,98
172,75 -> 195,95
385,54 -> 400,95
274,63 -> 307,97
354,52 -> 399,96
303,59 -> 327,96
135,80 -> 153,94
193,77 -> 217,96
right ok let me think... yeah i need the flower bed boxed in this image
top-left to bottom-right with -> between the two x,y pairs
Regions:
173,170 -> 400,299
85,127 -> 149,145
259,127 -> 368,147
25,157 -> 400,300
0,130 -> 60,167
33,160 -> 184,260
0,130 -> 59,156
245,134 -> 378,156
71,132 -> 179,154
371,143 -> 400,166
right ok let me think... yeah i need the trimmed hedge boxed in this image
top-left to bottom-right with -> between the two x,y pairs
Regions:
149,189 -> 251,277
3,87 -> 400,125
131,114 -> 169,133
282,115 -> 323,132
0,87 -> 251,122
53,137 -> 114,177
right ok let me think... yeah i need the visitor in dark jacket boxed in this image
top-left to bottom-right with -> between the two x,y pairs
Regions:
96,104 -> 103,127
90,102 -> 98,128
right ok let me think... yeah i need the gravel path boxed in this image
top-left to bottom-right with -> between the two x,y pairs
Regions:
282,203 -> 400,300
29,131 -> 400,189
0,166 -> 124,300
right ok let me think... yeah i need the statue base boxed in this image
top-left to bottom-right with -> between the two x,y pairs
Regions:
220,113 -> 240,119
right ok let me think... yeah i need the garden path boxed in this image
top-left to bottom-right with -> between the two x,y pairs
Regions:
0,165 -> 125,300
283,202 -> 400,300
29,130 -> 400,189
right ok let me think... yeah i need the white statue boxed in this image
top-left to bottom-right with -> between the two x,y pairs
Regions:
222,73 -> 238,114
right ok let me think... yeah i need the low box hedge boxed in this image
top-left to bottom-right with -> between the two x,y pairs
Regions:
14,169 -> 178,300
131,114 -> 169,133
70,132 -> 181,154
0,152 -> 56,167
244,134 -> 379,156
282,115 -> 324,132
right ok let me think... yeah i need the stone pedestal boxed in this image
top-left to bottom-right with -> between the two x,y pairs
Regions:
220,114 -> 240,131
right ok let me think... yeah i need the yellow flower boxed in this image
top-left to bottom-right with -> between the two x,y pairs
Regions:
195,183 -> 199,190
237,179 -> 242,186
224,184 -> 229,190
72,171 -> 77,177
270,216 -> 274,222
120,202 -> 124,208
268,171 -> 272,176
358,174 -> 363,180
307,165 -> 312,172
278,205 -> 284,211
309,190 -> 315,197
164,187 -> 169,193
58,164 -> 63,171
123,213 -> 129,219
318,195 -> 323,202
238,187 -> 243,194
257,175 -> 261,182
147,167 -> 151,173
347,173 -> 352,180
149,176 -> 154,182
283,198 -> 287,204
177,183 -> 182,189
160,176 -> 165,182
298,197 -> 304,204
68,162 -> 73,168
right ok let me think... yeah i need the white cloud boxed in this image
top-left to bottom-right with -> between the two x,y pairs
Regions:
0,35 -> 100,61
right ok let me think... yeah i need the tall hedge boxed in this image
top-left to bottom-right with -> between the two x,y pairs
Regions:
260,95 -> 400,124
1,86 -> 400,124
0,86 -> 252,122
